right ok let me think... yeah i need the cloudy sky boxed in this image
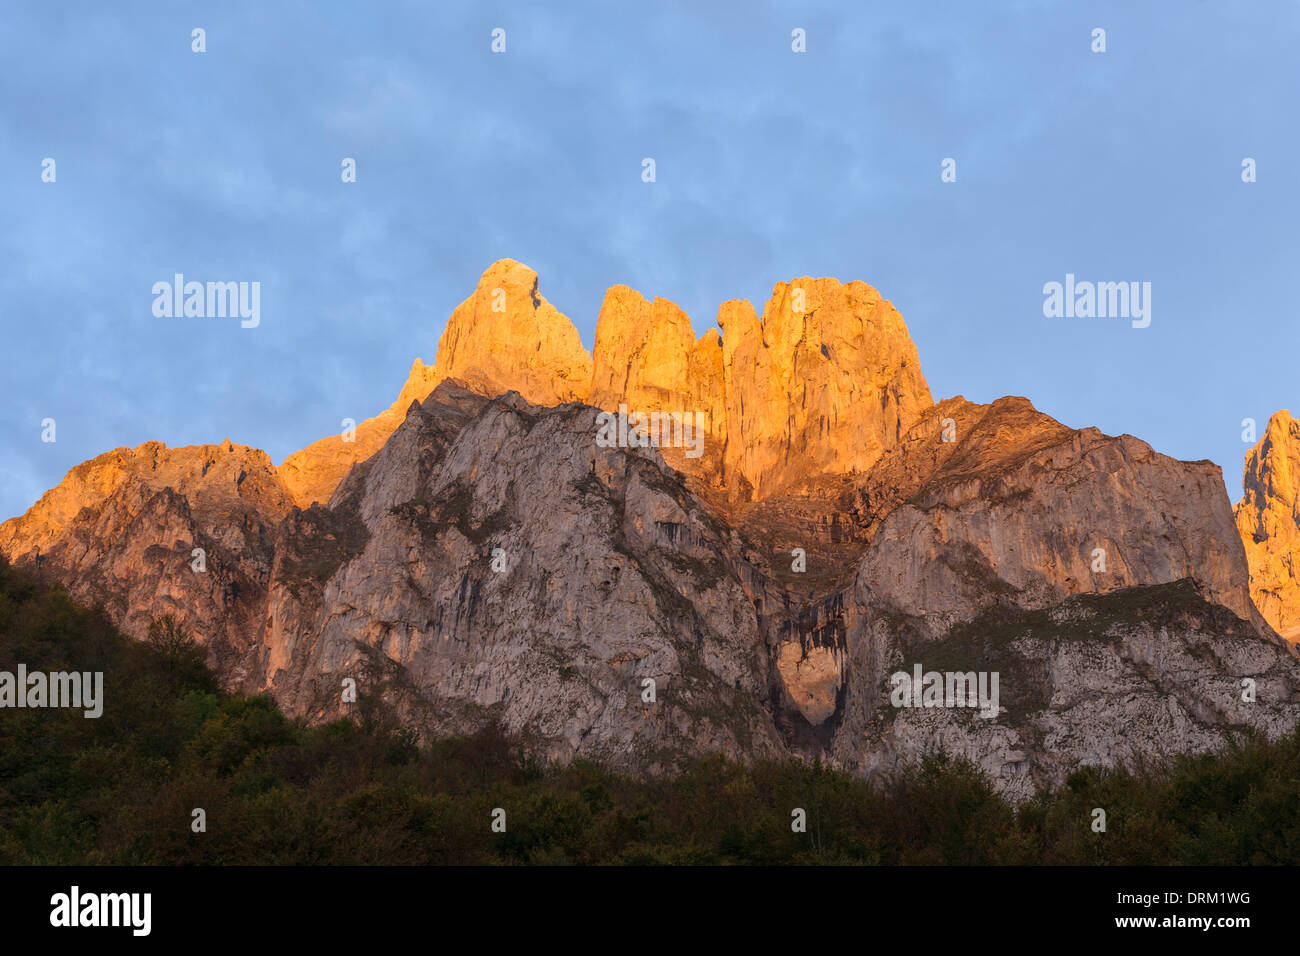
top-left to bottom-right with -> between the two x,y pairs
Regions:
3,0 -> 1296,520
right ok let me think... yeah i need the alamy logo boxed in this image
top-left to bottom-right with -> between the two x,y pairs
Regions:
152,274 -> 260,328
595,404 -> 706,459
890,664 -> 1000,718
0,665 -> 102,718
1042,273 -> 1151,328
50,886 -> 150,936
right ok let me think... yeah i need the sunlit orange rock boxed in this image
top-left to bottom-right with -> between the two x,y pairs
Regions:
0,440 -> 293,682
279,263 -> 933,509
4,263 -> 1298,795
589,285 -> 727,484
1236,409 -> 1300,643
279,259 -> 592,507
719,278 -> 933,499
279,358 -> 440,509
429,258 -> 592,407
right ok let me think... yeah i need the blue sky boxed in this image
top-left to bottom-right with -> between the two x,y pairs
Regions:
3,0 -> 1297,521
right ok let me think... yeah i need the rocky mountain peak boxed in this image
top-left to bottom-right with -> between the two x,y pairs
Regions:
0,439 -> 293,558
589,284 -> 701,412
279,261 -> 596,509
1236,409 -> 1300,642
429,258 -> 593,407
278,261 -> 935,508
719,276 -> 933,499
7,262 -> 1296,799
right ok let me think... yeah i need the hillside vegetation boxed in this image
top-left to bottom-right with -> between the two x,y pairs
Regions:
1,556 -> 1297,866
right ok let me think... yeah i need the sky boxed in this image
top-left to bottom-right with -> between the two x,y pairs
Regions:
3,0 -> 1297,521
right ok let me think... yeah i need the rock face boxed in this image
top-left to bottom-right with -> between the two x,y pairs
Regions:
279,358 -> 440,509
853,396 -> 1261,634
830,581 -> 1300,803
278,262 -> 932,509
589,285 -> 728,489
279,259 -> 592,509
429,259 -> 593,407
1236,410 -> 1300,643
264,382 -> 786,767
719,279 -> 933,499
0,440 -> 294,684
585,277 -> 933,501
4,260 -> 1297,799
715,393 -> 1297,796
263,388 -> 1300,790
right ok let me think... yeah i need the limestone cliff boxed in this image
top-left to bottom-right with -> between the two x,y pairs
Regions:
833,581 -> 1300,803
279,259 -> 592,508
719,279 -> 932,499
3,262 -> 1296,799
1236,410 -> 1300,643
278,262 -> 932,509
0,440 -> 294,684
428,258 -> 593,406
852,396 -> 1261,633
279,358 -> 440,509
588,285 -> 727,488
714,393 -> 1292,789
254,386 -> 1300,792
264,382 -> 786,766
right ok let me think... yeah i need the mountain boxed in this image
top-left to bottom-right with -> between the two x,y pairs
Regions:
1236,410 -> 1300,643
0,439 -> 292,685
279,259 -> 933,508
3,259 -> 1298,800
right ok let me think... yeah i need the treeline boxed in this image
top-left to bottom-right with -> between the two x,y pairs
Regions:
1,556 -> 1298,865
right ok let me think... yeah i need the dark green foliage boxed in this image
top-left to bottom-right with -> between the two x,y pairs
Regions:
2,555 -> 1299,865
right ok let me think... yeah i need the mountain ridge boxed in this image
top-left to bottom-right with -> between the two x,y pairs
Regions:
3,259 -> 1299,799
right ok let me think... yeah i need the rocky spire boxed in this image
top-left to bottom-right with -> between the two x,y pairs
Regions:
429,258 -> 592,407
279,259 -> 592,508
278,261 -> 934,507
1236,409 -> 1300,642
719,277 -> 933,498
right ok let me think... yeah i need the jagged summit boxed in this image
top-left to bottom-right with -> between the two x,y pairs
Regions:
4,261 -> 1299,799
430,258 -> 594,407
277,259 -> 934,508
1237,409 -> 1300,642
0,438 -> 293,559
717,276 -> 931,497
